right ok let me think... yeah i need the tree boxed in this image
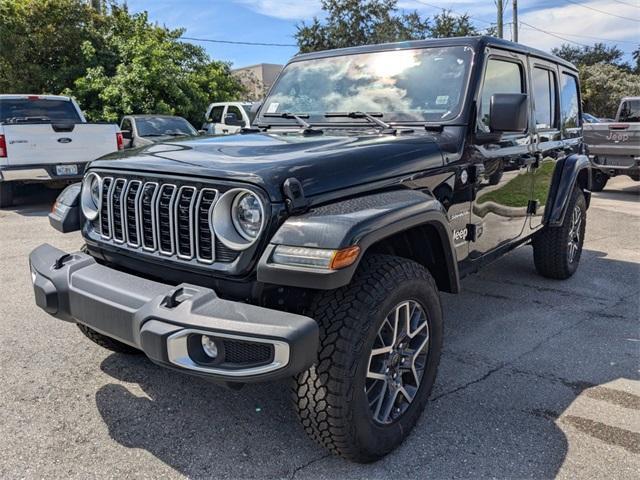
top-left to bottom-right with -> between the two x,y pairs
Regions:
579,63 -> 640,117
632,45 -> 640,74
295,0 -> 430,53
551,42 -> 626,68
0,0 -> 245,126
0,0 -> 101,94
430,10 -> 478,38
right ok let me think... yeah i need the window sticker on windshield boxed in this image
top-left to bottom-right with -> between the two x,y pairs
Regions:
266,102 -> 279,113
436,96 -> 449,105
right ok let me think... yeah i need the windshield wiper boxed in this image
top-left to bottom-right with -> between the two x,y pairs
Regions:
262,112 -> 323,135
324,111 -> 414,134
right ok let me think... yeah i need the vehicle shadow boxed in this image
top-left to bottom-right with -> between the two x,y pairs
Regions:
1,184 -> 61,217
94,247 -> 639,479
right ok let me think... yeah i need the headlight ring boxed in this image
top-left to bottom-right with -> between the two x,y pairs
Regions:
212,188 -> 265,251
80,172 -> 102,220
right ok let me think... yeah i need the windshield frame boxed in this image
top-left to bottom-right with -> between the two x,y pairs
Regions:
257,44 -> 476,128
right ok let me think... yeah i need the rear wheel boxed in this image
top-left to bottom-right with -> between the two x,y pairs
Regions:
293,255 -> 443,462
0,182 -> 14,208
591,171 -> 609,192
532,187 -> 586,279
77,323 -> 141,354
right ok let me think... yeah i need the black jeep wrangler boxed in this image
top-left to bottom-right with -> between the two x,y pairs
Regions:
30,37 -> 590,462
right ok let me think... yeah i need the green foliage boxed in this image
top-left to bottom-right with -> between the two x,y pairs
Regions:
551,43 -> 626,68
295,0 -> 431,53
0,0 -> 244,125
430,10 -> 478,38
579,63 -> 640,118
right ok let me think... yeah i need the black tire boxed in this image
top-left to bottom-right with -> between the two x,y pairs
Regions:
532,187 -> 586,280
293,255 -> 443,463
591,171 -> 609,192
77,323 -> 141,354
0,182 -> 14,208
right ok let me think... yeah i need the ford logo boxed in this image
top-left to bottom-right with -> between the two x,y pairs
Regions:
57,137 -> 73,144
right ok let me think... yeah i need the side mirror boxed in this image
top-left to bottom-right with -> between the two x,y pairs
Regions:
198,129 -> 206,135
121,129 -> 132,140
489,93 -> 528,133
224,112 -> 245,127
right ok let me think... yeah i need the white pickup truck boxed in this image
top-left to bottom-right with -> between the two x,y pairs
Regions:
202,101 -> 254,135
583,96 -> 640,191
0,94 -> 122,207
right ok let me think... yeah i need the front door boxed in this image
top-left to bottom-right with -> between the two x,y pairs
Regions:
469,52 -> 535,259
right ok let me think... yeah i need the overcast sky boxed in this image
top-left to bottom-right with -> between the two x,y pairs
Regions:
126,0 -> 640,68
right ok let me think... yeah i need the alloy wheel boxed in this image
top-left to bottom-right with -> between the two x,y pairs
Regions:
567,204 -> 583,263
365,300 -> 430,425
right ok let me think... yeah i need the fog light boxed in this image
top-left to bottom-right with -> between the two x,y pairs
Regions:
201,335 -> 219,359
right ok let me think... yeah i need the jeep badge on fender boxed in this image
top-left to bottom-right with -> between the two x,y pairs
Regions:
30,36 -> 590,463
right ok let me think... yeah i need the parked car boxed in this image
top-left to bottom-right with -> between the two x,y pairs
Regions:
32,36 -> 590,462
120,115 -> 199,148
583,96 -> 640,191
202,101 -> 253,134
0,94 -> 122,207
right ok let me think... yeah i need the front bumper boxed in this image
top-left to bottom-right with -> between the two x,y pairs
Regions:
29,244 -> 318,383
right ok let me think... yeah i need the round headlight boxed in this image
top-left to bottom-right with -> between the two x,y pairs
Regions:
232,191 -> 263,240
211,188 -> 265,251
81,172 -> 101,220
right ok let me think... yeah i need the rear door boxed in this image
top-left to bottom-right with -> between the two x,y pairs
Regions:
529,59 -> 563,230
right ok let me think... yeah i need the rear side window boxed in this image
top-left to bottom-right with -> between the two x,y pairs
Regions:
618,99 -> 640,122
478,59 -> 524,132
532,67 -> 558,130
0,98 -> 81,123
560,73 -> 580,130
209,106 -> 224,123
225,105 -> 245,125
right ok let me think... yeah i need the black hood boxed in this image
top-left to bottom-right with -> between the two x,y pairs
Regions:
92,131 -> 444,201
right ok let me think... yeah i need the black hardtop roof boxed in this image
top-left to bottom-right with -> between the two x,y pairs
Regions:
292,36 -> 577,71
126,114 -> 187,119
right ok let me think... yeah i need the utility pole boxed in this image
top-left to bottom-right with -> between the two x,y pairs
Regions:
513,0 -> 518,42
496,0 -> 504,39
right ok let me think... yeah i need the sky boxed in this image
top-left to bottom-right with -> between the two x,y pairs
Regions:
126,0 -> 640,68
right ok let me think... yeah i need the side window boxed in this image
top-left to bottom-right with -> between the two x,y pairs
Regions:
618,99 -> 640,122
209,106 -> 224,123
532,67 -> 558,130
121,118 -> 132,132
225,105 -> 245,125
478,58 -> 524,132
560,73 -> 580,131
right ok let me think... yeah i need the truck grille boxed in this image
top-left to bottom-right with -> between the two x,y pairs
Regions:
96,176 -> 238,264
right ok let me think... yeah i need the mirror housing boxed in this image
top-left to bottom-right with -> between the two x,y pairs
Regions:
489,93 -> 528,133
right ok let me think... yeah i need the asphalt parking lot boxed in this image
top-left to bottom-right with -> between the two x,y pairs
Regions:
0,178 -> 638,479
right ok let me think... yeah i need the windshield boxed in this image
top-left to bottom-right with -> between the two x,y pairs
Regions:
259,46 -> 474,124
136,117 -> 197,136
0,98 -> 81,123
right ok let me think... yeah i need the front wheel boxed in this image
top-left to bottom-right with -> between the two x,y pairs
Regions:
293,255 -> 443,462
532,187 -> 587,279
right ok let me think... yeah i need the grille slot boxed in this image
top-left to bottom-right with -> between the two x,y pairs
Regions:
222,339 -> 274,365
95,176 -> 245,265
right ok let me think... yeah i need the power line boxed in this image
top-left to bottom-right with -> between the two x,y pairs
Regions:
610,0 -> 640,9
180,36 -> 297,47
519,21 -> 590,47
519,23 -> 636,53
561,0 -> 640,22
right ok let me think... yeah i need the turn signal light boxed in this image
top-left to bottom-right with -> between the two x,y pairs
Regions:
271,245 -> 360,270
330,246 -> 361,270
116,132 -> 124,150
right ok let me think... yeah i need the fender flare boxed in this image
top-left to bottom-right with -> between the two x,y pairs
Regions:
545,153 -> 591,227
257,189 -> 459,292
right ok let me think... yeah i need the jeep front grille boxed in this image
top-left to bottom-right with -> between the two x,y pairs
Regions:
95,176 -> 238,264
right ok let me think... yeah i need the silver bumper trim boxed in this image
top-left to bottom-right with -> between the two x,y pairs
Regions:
0,168 -> 52,181
166,328 -> 290,377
